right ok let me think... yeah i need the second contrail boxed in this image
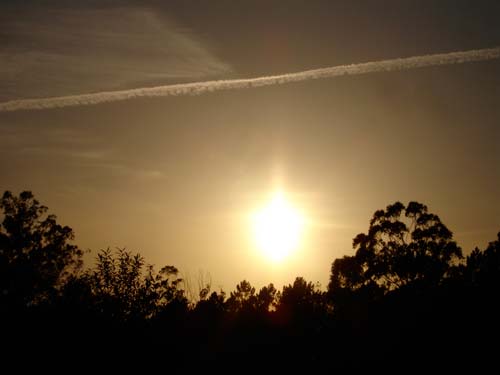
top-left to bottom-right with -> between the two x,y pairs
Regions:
1,46 -> 499,112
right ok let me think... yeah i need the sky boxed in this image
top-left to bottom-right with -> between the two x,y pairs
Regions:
1,0 -> 499,292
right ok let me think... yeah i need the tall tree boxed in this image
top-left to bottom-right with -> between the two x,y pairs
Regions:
0,191 -> 82,307
329,201 -> 463,297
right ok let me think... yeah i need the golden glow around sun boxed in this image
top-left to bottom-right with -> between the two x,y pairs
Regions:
252,191 -> 304,262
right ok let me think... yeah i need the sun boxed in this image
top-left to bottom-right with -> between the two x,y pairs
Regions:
252,191 -> 304,262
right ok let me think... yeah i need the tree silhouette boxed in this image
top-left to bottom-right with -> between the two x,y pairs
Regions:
0,191 -> 83,308
460,231 -> 500,366
329,201 -> 463,298
256,283 -> 278,312
326,202 -> 485,371
226,280 -> 257,314
280,277 -> 323,312
193,290 -> 226,316
464,232 -> 500,289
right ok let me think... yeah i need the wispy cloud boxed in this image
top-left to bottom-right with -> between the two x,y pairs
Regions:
18,146 -> 110,161
75,160 -> 165,180
0,6 -> 231,102
1,46 -> 498,112
13,144 -> 164,180
0,124 -> 164,181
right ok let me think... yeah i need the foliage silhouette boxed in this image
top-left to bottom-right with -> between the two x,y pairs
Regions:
279,277 -> 326,318
464,232 -> 500,289
1,191 -> 499,371
0,191 -> 83,309
79,248 -> 186,321
329,201 -> 463,299
256,283 -> 278,312
226,279 -> 257,314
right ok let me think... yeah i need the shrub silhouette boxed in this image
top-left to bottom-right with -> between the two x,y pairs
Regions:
78,248 -> 186,321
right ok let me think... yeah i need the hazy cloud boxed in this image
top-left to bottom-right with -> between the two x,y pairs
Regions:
7,142 -> 164,181
0,5 -> 231,101
1,46 -> 498,112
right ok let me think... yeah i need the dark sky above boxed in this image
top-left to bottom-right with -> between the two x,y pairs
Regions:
1,0 -> 499,290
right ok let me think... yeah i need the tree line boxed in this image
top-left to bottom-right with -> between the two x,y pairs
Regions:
1,191 -> 498,370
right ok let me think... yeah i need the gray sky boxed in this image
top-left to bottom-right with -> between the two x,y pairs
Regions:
1,0 -> 499,291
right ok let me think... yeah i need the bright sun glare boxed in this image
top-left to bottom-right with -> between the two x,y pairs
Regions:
252,192 -> 304,262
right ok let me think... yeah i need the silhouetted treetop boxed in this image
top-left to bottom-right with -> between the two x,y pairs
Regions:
280,277 -> 321,308
465,231 -> 500,288
256,283 -> 277,312
226,279 -> 256,313
329,201 -> 463,297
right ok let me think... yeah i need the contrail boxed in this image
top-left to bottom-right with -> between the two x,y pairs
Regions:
1,46 -> 499,112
